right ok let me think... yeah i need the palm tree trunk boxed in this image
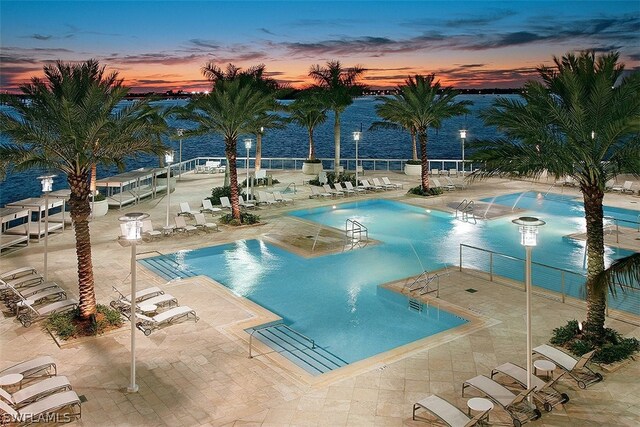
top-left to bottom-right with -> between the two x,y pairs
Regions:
419,131 -> 429,190
333,110 -> 341,173
308,128 -> 316,160
68,171 -> 97,319
255,133 -> 262,172
411,128 -> 418,161
225,141 -> 241,220
583,186 -> 607,340
90,164 -> 97,195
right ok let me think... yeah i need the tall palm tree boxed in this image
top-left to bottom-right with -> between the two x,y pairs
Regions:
287,91 -> 328,161
382,75 -> 470,189
0,60 -> 168,319
309,61 -> 367,172
181,78 -> 276,220
371,97 -> 418,161
469,51 -> 640,340
252,112 -> 287,172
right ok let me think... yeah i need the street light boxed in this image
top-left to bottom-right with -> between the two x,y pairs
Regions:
459,129 -> 467,174
177,129 -> 184,180
38,175 -> 55,281
352,130 -> 362,191
244,138 -> 252,200
512,216 -> 545,398
164,150 -> 174,227
119,212 -> 149,393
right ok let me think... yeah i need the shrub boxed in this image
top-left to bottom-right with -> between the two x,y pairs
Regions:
45,304 -> 123,340
90,192 -> 106,202
407,185 -> 443,197
210,186 -> 232,205
595,338 -> 640,364
550,319 -> 580,345
406,159 -> 422,165
309,172 -> 356,186
219,211 -> 260,226
240,177 -> 280,188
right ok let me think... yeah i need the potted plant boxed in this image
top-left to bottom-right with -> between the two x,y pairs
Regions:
90,192 -> 108,217
404,159 -> 422,176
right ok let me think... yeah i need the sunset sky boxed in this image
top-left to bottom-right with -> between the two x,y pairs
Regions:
1,1 -> 639,92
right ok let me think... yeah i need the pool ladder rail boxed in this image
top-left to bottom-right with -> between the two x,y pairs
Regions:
455,199 -> 477,224
403,267 -> 449,297
344,218 -> 369,251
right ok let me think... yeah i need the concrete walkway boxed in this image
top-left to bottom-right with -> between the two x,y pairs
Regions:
1,169 -> 639,426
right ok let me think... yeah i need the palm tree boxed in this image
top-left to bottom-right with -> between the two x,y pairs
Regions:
594,253 -> 640,296
181,78 -> 276,221
371,97 -> 418,161
252,112 -> 287,172
381,75 -> 470,190
0,60 -> 168,320
469,51 -> 640,340
287,91 -> 328,161
309,61 -> 367,172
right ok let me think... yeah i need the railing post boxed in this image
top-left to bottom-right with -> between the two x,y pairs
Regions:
616,222 -> 619,244
561,271 -> 565,303
459,245 -> 463,271
248,333 -> 253,358
489,252 -> 493,281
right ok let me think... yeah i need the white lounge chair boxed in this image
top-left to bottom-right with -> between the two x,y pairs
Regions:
273,191 -> 293,204
194,213 -> 219,232
334,182 -> 354,196
462,375 -> 541,426
0,390 -> 81,423
323,184 -> 343,197
136,305 -> 199,336
431,168 -> 439,176
17,299 -> 79,327
0,356 -> 57,379
309,186 -> 332,198
432,178 -> 454,191
412,394 -> 489,426
344,181 -> 366,194
449,168 -> 458,177
0,375 -> 72,408
257,191 -> 277,206
1,267 -> 38,281
201,198 -> 222,214
382,176 -> 403,189
174,216 -> 197,234
141,220 -> 162,239
240,195 -> 256,209
110,292 -> 179,315
491,362 -> 570,412
178,202 -> 197,217
360,179 -> 383,191
220,196 -> 232,210
14,287 -> 67,315
611,180 -> 633,193
5,281 -> 62,301
371,178 -> 389,191
0,273 -> 44,292
446,176 -> 466,190
116,285 -> 164,303
533,344 -> 603,389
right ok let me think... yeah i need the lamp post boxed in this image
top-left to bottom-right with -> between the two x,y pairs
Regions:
177,129 -> 184,180
352,129 -> 362,191
38,175 -> 55,281
119,212 -> 149,393
244,138 -> 252,200
165,150 -> 174,227
512,216 -> 545,398
459,129 -> 467,174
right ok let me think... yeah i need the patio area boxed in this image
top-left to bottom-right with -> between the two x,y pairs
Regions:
1,168 -> 639,426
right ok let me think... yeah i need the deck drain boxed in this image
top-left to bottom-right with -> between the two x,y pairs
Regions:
79,395 -> 88,403
465,288 -> 478,293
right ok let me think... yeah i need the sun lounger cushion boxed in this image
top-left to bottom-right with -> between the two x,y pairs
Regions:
0,375 -> 72,407
413,395 -> 472,426
0,356 -> 57,378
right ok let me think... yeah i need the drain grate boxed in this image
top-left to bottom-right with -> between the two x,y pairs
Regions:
79,395 -> 88,403
465,288 -> 478,293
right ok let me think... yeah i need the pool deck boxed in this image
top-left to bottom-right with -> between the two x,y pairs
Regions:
1,169 -> 639,426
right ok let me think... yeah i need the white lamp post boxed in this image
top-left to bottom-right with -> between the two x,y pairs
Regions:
352,130 -> 361,191
119,212 -> 149,393
177,129 -> 184,180
164,150 -> 174,227
244,138 -> 252,200
512,216 -> 545,398
38,175 -> 55,281
459,129 -> 467,174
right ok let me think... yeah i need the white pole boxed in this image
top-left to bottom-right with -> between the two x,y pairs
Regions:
128,240 -> 138,393
525,245 -> 532,398
179,139 -> 183,180
165,163 -> 171,227
43,191 -> 49,281
355,137 -> 359,193
461,137 -> 465,174
246,146 -> 250,200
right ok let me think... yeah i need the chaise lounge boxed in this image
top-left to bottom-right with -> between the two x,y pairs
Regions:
0,356 -> 57,379
136,305 -> 199,336
412,394 -> 490,426
0,390 -> 81,423
0,375 -> 72,408
533,344 -> 603,389
17,299 -> 78,327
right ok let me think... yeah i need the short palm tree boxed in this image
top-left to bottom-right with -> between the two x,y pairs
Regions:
287,91 -> 328,161
382,75 -> 470,190
469,51 -> 640,340
251,112 -> 287,172
181,78 -> 276,220
0,60 -> 168,319
309,61 -> 367,172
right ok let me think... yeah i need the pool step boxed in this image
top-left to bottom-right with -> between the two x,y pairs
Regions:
139,257 -> 197,281
250,325 -> 349,375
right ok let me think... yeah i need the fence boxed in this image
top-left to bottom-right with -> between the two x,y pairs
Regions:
459,243 -> 640,325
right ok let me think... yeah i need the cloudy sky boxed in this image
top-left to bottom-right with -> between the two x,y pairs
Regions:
1,1 -> 638,92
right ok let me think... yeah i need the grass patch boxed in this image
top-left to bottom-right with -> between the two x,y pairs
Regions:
219,211 -> 260,226
46,304 -> 124,340
407,185 -> 444,197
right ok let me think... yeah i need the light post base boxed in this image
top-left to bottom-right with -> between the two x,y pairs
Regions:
127,384 -> 139,393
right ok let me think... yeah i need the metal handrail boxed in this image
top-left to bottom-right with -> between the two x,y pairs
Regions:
248,322 -> 316,358
603,216 -> 640,243
345,218 -> 368,250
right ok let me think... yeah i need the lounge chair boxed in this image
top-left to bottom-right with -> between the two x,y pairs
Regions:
432,178 -> 454,191
323,184 -> 343,197
0,267 -> 38,281
360,179 -> 383,191
371,178 -> 389,191
382,176 -> 403,189
257,191 -> 277,206
116,285 -> 164,303
17,299 -> 79,327
309,186 -> 332,199
0,273 -> 44,293
431,168 -> 439,176
4,281 -> 63,302
273,191 -> 293,204
174,216 -> 197,234
194,213 -> 219,232
0,375 -> 72,408
449,168 -> 458,177
203,160 -> 220,173
491,362 -> 570,412
110,292 -> 179,315
178,202 -> 197,217
141,220 -> 162,239
446,176 -> 466,190
136,305 -> 199,336
462,375 -> 541,427
0,356 -> 57,379
201,198 -> 222,214
0,390 -> 81,423
14,287 -> 67,315
412,394 -> 489,426
240,195 -> 256,209
611,180 -> 633,193
220,196 -> 232,210
533,344 -> 603,389
335,182 -> 354,196
344,181 -> 366,194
